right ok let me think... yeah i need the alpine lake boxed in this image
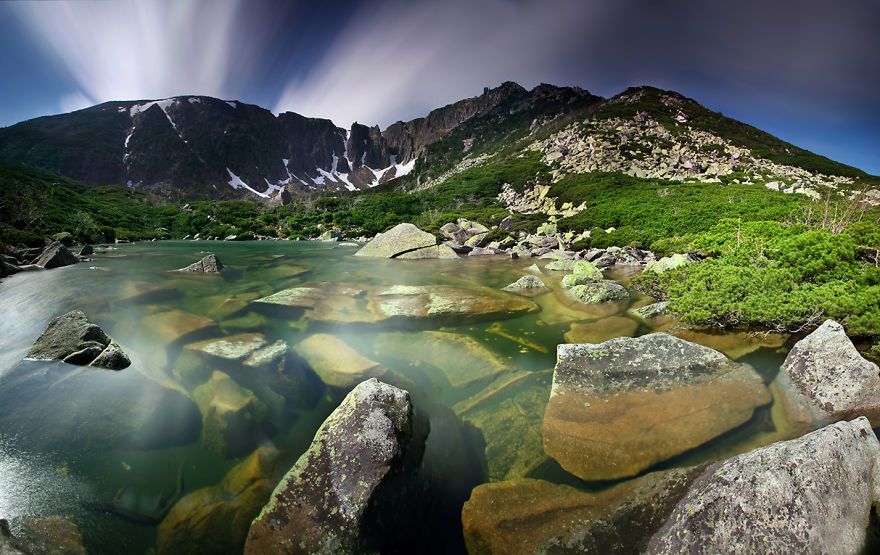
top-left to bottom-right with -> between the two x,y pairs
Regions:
0,241 -> 799,553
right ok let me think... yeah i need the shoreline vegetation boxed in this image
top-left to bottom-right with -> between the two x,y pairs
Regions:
2,157 -> 878,359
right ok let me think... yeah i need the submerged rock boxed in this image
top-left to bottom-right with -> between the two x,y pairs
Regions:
376,331 -> 512,389
773,320 -> 880,429
294,334 -> 386,389
543,334 -> 771,480
158,447 -> 281,554
253,283 -> 538,326
245,379 -> 413,554
354,223 -> 438,258
25,310 -> 131,370
567,280 -> 629,304
178,253 -> 224,273
564,316 -> 640,344
140,309 -> 220,346
463,467 -> 704,555
35,241 -> 78,269
648,417 -> 880,553
193,371 -> 271,457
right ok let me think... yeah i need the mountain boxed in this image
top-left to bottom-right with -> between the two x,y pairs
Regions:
0,82 -> 596,200
0,82 -> 874,204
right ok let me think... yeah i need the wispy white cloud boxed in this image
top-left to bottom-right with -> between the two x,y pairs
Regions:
273,0 -> 608,128
8,0 -> 250,112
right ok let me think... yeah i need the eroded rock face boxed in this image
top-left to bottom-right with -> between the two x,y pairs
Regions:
245,379 -> 413,555
178,253 -> 223,273
35,242 -> 78,269
648,417 -> 880,554
158,447 -> 280,554
354,223 -> 438,258
543,334 -> 771,480
773,320 -> 880,429
25,310 -> 131,370
463,467 -> 704,555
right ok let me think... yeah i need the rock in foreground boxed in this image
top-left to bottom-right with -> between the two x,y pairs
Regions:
648,417 -> 880,554
773,319 -> 880,429
462,467 -> 703,555
178,253 -> 224,273
245,379 -> 413,554
543,334 -> 771,480
25,310 -> 131,369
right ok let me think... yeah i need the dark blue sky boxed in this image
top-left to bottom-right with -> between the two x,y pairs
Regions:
1,0 -> 878,174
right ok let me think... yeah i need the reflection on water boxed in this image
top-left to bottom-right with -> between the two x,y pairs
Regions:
0,241 -> 793,553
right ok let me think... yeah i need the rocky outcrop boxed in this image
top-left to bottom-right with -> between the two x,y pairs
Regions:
543,334 -> 771,480
354,223 -> 457,259
773,320 -> 880,429
648,417 -> 880,553
35,241 -> 78,269
178,253 -> 223,273
158,447 -> 280,554
294,334 -> 386,389
245,379 -> 414,554
463,467 -> 704,555
24,310 -> 131,369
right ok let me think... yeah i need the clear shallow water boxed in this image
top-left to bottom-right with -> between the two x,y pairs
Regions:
0,241 -> 793,553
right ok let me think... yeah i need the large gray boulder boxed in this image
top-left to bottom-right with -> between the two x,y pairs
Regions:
35,242 -> 78,269
178,253 -> 223,273
773,320 -> 880,429
354,223 -> 438,258
648,417 -> 880,554
244,379 -> 413,554
25,310 -> 131,370
543,334 -> 771,480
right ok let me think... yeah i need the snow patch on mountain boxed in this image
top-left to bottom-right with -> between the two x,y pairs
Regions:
226,168 -> 269,198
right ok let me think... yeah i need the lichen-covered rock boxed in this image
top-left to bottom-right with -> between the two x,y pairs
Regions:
543,334 -> 771,480
294,334 -> 386,389
463,467 -> 704,555
567,280 -> 629,304
178,253 -> 223,273
773,320 -> 880,429
561,261 -> 604,288
158,447 -> 280,554
631,301 -> 671,320
354,223 -> 437,258
24,310 -> 130,369
648,417 -> 880,554
502,275 -> 548,297
244,379 -> 413,554
545,258 -> 576,272
35,241 -> 78,269
395,244 -> 459,259
193,371 -> 270,457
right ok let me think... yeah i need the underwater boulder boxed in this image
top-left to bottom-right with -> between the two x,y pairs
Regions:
294,333 -> 386,389
193,371 -> 271,457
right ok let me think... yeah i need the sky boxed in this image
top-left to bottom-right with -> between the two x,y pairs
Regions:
0,0 -> 878,174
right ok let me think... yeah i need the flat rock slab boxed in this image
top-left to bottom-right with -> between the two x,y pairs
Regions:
376,331 -> 513,389
141,309 -> 220,346
463,467 -> 704,555
294,333 -> 386,389
543,333 -> 771,480
772,319 -> 880,429
245,379 -> 413,554
185,333 -> 269,363
253,283 -> 538,326
648,417 -> 880,554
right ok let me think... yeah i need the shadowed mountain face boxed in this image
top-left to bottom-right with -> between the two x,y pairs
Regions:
0,83 -> 598,200
0,82 -> 868,201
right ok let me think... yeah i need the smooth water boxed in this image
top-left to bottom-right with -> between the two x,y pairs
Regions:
0,242 -> 793,553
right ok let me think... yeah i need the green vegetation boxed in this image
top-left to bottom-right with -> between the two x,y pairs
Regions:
633,218 -> 880,338
551,172 -> 806,250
